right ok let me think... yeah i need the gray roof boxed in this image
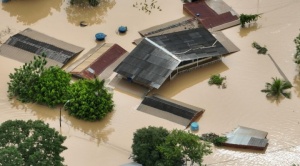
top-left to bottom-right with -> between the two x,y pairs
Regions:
0,28 -> 84,67
114,27 -> 229,89
114,39 -> 180,89
137,95 -> 204,127
149,27 -> 228,61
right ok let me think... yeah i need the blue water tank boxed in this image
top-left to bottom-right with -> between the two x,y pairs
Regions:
118,26 -> 127,33
190,122 -> 199,131
95,33 -> 106,41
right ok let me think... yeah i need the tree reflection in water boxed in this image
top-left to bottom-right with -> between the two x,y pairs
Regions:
65,0 -> 116,26
1,0 -> 62,25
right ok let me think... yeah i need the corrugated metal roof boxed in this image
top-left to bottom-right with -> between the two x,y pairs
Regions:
137,95 -> 204,127
114,39 -> 180,89
0,44 -> 63,68
183,0 -> 239,31
149,27 -> 229,61
115,27 -> 230,89
70,43 -> 127,79
224,126 -> 268,150
1,28 -> 84,67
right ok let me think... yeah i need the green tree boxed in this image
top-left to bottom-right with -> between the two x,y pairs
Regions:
0,120 -> 67,165
65,78 -> 114,121
240,14 -> 261,27
158,130 -> 212,166
252,42 -> 268,54
0,147 -> 25,166
261,77 -> 293,99
131,127 -> 212,166
34,66 -> 71,107
7,55 -> 47,102
131,126 -> 169,166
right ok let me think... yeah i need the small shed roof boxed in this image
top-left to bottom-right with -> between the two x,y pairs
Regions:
0,28 -> 84,67
224,126 -> 268,150
137,95 -> 204,127
70,43 -> 127,79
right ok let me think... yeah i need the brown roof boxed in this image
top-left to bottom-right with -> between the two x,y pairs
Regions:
70,43 -> 127,79
183,0 -> 240,31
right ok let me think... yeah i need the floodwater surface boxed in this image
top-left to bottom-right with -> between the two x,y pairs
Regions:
1,0 -> 300,165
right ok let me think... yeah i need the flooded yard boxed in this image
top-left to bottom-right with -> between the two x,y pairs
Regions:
1,0 -> 300,165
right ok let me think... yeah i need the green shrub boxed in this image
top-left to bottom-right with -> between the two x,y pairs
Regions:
240,14 -> 261,27
65,78 -> 114,121
200,133 -> 227,146
7,55 -> 47,102
34,66 -> 71,107
294,31 -> 300,64
208,74 -> 226,86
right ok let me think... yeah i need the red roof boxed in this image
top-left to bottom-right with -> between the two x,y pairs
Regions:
183,1 -> 239,30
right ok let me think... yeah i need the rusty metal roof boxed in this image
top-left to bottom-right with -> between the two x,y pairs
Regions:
183,0 -> 240,31
0,28 -> 84,67
70,43 -> 127,79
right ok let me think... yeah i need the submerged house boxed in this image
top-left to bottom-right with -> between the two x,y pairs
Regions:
0,28 -> 84,67
114,27 -> 234,89
69,43 -> 127,79
183,0 -> 240,31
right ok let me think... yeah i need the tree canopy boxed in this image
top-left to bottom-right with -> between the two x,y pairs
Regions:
240,14 -> 261,27
131,126 -> 212,166
65,78 -> 114,121
0,120 -> 67,166
7,55 -> 114,121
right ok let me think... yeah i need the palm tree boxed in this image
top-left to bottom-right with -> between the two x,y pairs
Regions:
261,77 -> 293,99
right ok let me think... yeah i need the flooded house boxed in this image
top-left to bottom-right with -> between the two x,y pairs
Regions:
114,27 -> 237,89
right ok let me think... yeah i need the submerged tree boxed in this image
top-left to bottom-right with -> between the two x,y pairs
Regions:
0,120 -> 67,165
261,77 -> 293,99
158,130 -> 212,166
294,31 -> 300,64
66,78 -> 114,121
131,126 -> 169,166
240,14 -> 261,27
7,54 -> 72,107
252,42 -> 268,55
131,127 -> 212,166
7,55 -> 47,103
208,74 -> 226,87
34,66 -> 71,107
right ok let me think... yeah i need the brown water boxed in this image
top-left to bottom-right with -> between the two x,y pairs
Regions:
1,0 -> 300,165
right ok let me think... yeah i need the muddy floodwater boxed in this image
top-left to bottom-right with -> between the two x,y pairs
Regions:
1,0 -> 300,165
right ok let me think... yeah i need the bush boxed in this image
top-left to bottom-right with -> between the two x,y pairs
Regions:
240,14 -> 261,27
294,31 -> 300,64
208,74 -> 226,86
200,133 -> 227,146
66,78 -> 114,121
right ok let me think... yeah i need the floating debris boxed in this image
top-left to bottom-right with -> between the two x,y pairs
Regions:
133,0 -> 162,14
80,21 -> 88,27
